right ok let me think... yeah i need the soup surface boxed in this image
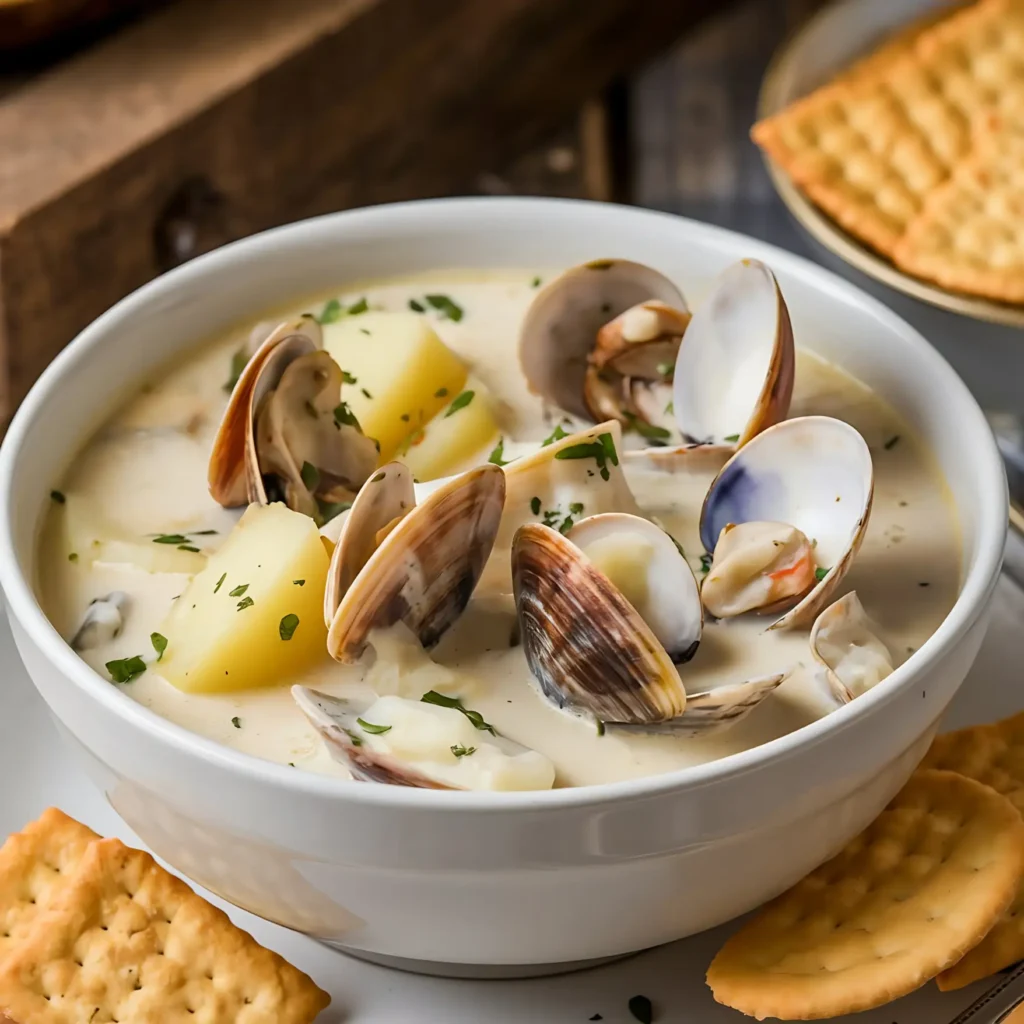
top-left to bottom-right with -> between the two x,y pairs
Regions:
39,269 -> 961,788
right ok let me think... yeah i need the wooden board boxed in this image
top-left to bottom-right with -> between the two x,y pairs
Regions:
0,0 -> 723,423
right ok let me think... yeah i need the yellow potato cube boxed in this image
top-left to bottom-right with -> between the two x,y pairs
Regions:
159,503 -> 329,694
322,312 -> 467,460
399,383 -> 501,481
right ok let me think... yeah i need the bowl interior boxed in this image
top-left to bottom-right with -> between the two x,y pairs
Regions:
0,197 -> 1006,798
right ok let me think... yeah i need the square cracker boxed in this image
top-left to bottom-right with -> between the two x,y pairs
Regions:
0,837 -> 330,1023
752,0 -> 1024,258
921,711 -> 1024,989
893,119 -> 1024,302
706,770 -> 1024,1020
0,808 -> 98,959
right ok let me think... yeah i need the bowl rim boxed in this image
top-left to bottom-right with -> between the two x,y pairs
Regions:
756,0 -> 1024,328
0,196 -> 1007,812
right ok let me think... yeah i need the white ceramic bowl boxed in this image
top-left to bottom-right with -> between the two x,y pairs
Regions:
0,199 -> 1006,974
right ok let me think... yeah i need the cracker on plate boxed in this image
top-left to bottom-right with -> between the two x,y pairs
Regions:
706,769 -> 1024,1020
0,836 -> 330,1024
0,807 -> 98,959
921,711 -> 1024,989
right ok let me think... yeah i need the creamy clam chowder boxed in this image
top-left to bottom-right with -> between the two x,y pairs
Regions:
39,263 -> 961,790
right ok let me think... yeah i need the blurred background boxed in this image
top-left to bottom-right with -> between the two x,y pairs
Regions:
4,0 -> 1023,496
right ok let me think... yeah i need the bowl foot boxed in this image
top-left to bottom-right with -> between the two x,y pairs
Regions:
324,943 -> 643,978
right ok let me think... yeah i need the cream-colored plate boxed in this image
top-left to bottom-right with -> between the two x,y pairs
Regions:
758,0 -> 1024,328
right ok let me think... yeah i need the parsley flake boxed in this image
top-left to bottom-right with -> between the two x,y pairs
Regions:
50,490 -> 66,504
347,296 -> 369,315
231,716 -> 242,729
700,553 -> 712,574
341,369 -> 358,385
293,579 -> 305,586
530,276 -> 542,288
424,294 -> 464,322
236,596 -> 255,611
451,743 -> 476,758
815,567 -> 830,581
554,432 -> 618,480
152,533 -> 189,545
530,496 -> 541,515
333,402 -> 361,430
488,438 -> 509,466
444,391 -> 474,417
624,413 -> 671,443
300,461 -> 320,491
177,544 -> 200,553
228,584 -> 249,597
356,718 -> 392,735
542,424 -> 569,447
318,298 -> 343,324
279,614 -> 300,641
361,388 -> 373,400
569,502 -> 584,515
223,348 -> 247,392
420,691 -> 496,734
408,298 -> 426,313
68,552 -> 78,563
434,387 -> 448,398
656,361 -> 675,377
884,434 -> 901,450
150,632 -> 168,661
724,433 -> 740,443
214,572 -> 227,593
106,656 -> 146,684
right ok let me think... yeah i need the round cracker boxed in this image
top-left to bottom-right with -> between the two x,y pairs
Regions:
706,769 -> 1024,1020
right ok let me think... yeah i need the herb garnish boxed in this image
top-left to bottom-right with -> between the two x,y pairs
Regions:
341,370 -> 357,385
214,573 -> 226,593
445,391 -> 475,417
50,490 -> 66,504
293,579 -> 305,586
884,435 -> 901,450
542,424 -> 569,447
150,632 -> 167,661
361,388 -> 373,400
700,553 -> 712,574
106,656 -> 146,684
451,743 -> 476,758
656,361 -> 674,377
664,400 -> 674,416
356,718 -> 392,735
530,496 -> 542,515
68,553 -> 78,562
236,596 -> 255,611
409,298 -> 426,313
435,387 -> 449,398
488,438 -> 510,466
628,994 -> 654,1024
228,584 -> 249,597
223,348 -> 247,392
318,499 -> 352,523
152,533 -> 189,545
624,413 -> 671,444
724,433 -> 740,443
318,298 -> 343,324
232,716 -> 242,729
595,719 -> 606,737
333,402 -> 361,430
344,728 -> 363,747
531,276 -> 542,288
569,502 -> 584,515
421,691 -> 496,734
553,432 -> 618,481
279,614 -> 300,641
815,567 -> 830,581
177,544 -> 200,553
300,461 -> 320,491
348,297 -> 369,315
424,294 -> 464,322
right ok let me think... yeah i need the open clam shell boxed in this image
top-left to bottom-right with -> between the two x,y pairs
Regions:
699,415 -> 874,630
673,259 -> 794,450
519,260 -> 686,419
323,461 -> 415,627
327,464 -> 505,663
208,316 -> 321,506
810,592 -> 893,704
512,521 -> 691,726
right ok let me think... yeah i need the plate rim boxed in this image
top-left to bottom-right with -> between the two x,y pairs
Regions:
756,0 -> 1024,329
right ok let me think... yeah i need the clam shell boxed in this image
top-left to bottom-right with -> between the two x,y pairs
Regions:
566,513 -> 701,663
327,465 -> 505,663
519,260 -> 686,419
512,522 -> 687,725
324,461 -> 415,627
292,686 -> 458,789
810,592 -> 893,704
700,416 -> 874,630
71,591 -> 129,651
208,316 -> 321,506
673,259 -> 794,448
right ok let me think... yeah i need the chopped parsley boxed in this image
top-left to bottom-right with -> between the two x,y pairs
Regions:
530,496 -> 542,515
318,298 -> 343,324
434,387 -> 448,398
344,728 -> 363,747
341,369 -> 358,385
444,390 -> 475,417
293,579 -> 305,586
177,544 -> 200,553
424,294 -> 464,322
542,424 -> 569,447
356,718 -> 392,735
664,400 -> 674,416
300,461 -> 320,491
214,572 -> 226,593
700,553 -> 712,574
152,533 -> 189,545
192,529 -> 218,535
279,613 -> 300,641
815,567 -> 830,581
530,276 -> 542,288
628,994 -> 654,1024
656,361 -> 674,377
236,596 -> 255,611
553,432 -> 618,481
68,552 -> 78,563
724,433 -> 740,443
106,656 -> 146,684
223,347 -> 247,392
317,499 -> 351,523
884,434 -> 901,450
347,296 -> 369,315
232,716 -> 242,729
228,584 -> 249,597
488,438 -> 510,466
596,718 -> 606,737
624,413 -> 671,444
451,743 -> 476,758
150,632 -> 168,661
569,501 -> 584,515
421,690 -> 496,734
50,490 -> 66,504
408,298 -> 426,313
360,388 -> 372,400
333,402 -> 361,430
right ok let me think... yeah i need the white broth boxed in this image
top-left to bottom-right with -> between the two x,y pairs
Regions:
38,269 -> 961,788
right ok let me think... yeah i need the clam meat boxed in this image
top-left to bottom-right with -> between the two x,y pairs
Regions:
810,592 -> 894,704
71,591 -> 129,651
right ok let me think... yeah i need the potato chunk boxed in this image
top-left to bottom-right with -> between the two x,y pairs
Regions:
159,504 -> 329,693
399,382 -> 501,481
322,312 -> 467,460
